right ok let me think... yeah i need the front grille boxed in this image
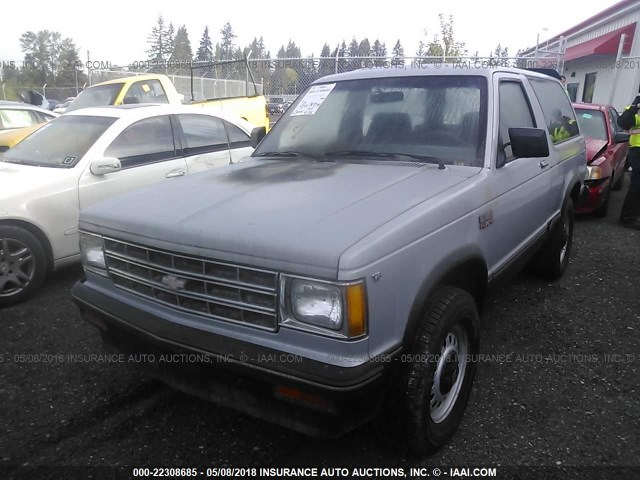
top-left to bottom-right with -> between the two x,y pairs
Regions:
103,238 -> 279,331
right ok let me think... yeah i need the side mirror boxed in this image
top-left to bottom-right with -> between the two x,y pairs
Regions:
90,157 -> 121,175
614,131 -> 630,143
122,96 -> 140,104
250,126 -> 267,148
507,128 -> 550,158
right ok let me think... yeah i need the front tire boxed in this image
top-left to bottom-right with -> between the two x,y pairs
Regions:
594,184 -> 611,217
395,286 -> 479,455
0,226 -> 47,307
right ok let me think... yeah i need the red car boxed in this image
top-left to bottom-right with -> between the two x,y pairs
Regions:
573,103 -> 629,216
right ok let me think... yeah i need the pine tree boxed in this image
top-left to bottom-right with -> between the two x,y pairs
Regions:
285,39 -> 301,58
371,39 -> 387,67
171,25 -> 193,63
195,26 -> 213,62
220,22 -> 237,61
57,37 -> 86,92
146,14 -> 172,63
358,38 -> 371,57
319,43 -> 333,76
392,39 -> 404,66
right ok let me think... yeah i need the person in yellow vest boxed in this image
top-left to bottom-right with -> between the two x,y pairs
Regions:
617,95 -> 640,229
549,108 -> 578,144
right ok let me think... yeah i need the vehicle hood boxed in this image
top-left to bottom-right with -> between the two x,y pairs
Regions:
0,124 -> 43,148
80,158 -> 476,276
585,137 -> 608,163
0,162 -> 73,202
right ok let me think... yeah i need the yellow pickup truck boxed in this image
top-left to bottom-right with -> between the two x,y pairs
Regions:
65,62 -> 269,130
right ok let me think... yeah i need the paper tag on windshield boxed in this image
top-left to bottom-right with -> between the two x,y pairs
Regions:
290,83 -> 336,116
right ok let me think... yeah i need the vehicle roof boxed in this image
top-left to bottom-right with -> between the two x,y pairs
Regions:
91,74 -> 167,88
572,102 -> 609,111
61,104 -> 254,130
312,66 -> 563,84
0,101 -> 58,115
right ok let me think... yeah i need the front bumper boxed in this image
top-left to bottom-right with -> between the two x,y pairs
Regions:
72,279 -> 398,437
576,178 -> 610,213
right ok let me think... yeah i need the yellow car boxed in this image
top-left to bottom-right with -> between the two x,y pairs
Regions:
0,101 -> 59,153
66,73 -> 269,131
0,123 -> 46,153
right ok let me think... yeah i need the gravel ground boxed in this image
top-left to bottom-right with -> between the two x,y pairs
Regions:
0,175 -> 639,476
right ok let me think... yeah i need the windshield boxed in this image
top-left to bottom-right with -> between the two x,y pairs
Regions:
255,75 -> 487,166
65,84 -> 123,112
575,109 -> 607,141
1,115 -> 116,168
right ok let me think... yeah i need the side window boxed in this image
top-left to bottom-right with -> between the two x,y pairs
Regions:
105,116 -> 175,168
178,114 -> 228,155
224,121 -> 250,148
0,109 -> 38,130
529,78 -> 579,144
498,81 -> 535,162
124,80 -> 169,104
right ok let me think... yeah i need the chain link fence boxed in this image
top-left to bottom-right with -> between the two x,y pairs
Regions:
2,55 -> 562,104
248,55 -> 564,99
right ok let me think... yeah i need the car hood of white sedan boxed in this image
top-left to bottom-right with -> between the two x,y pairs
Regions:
0,161 -> 76,202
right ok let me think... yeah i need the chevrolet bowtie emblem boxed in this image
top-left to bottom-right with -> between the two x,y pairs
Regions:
161,274 -> 187,290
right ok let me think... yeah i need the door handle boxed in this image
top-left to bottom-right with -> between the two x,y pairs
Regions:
166,169 -> 186,178
539,160 -> 549,169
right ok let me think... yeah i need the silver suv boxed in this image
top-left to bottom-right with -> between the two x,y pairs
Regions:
73,67 -> 586,454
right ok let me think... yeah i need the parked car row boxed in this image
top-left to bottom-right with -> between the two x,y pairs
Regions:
0,105 -> 258,306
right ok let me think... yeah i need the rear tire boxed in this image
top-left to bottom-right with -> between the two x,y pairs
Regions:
612,170 -> 624,191
0,226 -> 47,307
390,286 -> 479,455
594,184 -> 611,217
532,199 -> 575,280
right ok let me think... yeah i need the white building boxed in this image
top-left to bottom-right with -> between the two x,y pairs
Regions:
521,0 -> 640,111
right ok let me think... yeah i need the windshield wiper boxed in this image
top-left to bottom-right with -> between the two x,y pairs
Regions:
324,150 -> 445,168
253,151 -> 324,161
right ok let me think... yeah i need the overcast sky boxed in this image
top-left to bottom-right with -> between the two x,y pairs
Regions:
0,0 -> 617,65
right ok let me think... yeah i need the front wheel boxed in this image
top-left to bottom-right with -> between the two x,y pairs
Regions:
395,286 -> 479,455
0,226 -> 47,307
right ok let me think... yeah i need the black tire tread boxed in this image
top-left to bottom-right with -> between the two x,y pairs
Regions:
531,199 -> 575,280
396,286 -> 479,455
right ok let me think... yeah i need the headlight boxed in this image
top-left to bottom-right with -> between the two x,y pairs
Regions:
80,232 -> 107,274
586,165 -> 603,180
280,275 -> 367,339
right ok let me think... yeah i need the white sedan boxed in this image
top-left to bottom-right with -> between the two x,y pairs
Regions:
0,104 -> 259,306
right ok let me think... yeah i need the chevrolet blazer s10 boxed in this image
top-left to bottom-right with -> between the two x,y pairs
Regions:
72,67 -> 586,454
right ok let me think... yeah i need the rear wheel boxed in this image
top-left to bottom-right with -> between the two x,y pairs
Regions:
612,170 -> 624,191
392,286 -> 479,455
532,199 -> 575,280
0,226 -> 47,307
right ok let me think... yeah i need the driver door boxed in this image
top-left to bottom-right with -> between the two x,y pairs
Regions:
78,115 -> 187,209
